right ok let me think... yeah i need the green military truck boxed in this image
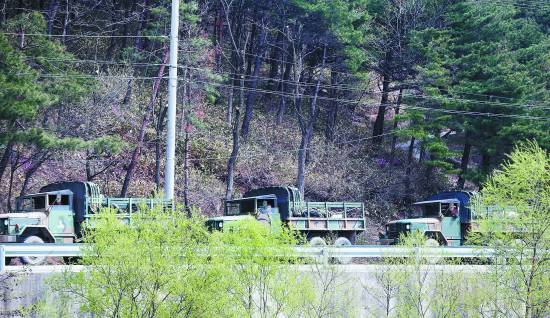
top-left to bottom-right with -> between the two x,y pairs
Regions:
378,191 -> 477,246
207,186 -> 366,248
0,181 -> 171,264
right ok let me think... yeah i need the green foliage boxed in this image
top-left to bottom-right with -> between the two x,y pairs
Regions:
0,33 -> 49,127
44,209 -> 313,317
1,12 -> 97,153
293,0 -> 371,72
4,12 -> 93,103
410,0 -> 550,183
51,208 -> 227,317
364,230 -> 469,318
468,141 -> 550,318
209,218 -> 313,317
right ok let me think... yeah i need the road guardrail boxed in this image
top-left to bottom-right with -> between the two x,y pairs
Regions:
1,244 -> 496,271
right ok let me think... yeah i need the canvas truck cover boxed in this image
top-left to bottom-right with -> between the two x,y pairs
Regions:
243,186 -> 299,221
40,181 -> 100,236
426,191 -> 475,223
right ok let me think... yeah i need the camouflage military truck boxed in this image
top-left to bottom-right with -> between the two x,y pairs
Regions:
378,191 -> 477,246
207,186 -> 366,248
0,181 -> 171,264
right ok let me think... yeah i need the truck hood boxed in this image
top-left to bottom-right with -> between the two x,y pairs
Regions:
207,215 -> 253,222
0,212 -> 46,220
388,218 -> 440,225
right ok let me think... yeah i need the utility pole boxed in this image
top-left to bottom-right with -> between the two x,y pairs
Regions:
164,0 -> 179,201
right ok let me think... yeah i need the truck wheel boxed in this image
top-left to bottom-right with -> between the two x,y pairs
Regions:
332,237 -> 352,264
425,238 -> 439,247
21,236 -> 46,265
308,237 -> 327,263
308,236 -> 327,246
424,238 -> 440,264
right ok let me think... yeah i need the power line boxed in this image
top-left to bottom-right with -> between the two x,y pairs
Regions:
189,79 -> 550,121
15,58 -> 550,112
1,32 -> 168,39
43,130 -> 401,164
13,70 -> 550,120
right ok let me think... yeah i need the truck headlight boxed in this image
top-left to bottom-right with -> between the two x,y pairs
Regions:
406,224 -> 410,230
218,221 -> 223,228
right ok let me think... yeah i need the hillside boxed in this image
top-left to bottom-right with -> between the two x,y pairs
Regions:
0,0 -> 548,235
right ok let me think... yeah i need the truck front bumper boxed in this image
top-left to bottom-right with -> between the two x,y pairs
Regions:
0,235 -> 17,243
378,238 -> 396,245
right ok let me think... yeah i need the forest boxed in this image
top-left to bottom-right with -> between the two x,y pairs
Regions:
0,0 -> 548,239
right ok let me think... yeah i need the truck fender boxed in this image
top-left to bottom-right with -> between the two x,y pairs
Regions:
424,231 -> 448,246
19,226 -> 55,243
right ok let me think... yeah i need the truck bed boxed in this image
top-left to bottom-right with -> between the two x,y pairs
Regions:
85,197 -> 173,216
288,201 -> 366,232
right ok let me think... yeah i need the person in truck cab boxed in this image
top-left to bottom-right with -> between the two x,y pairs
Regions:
446,203 -> 459,217
257,201 -> 272,224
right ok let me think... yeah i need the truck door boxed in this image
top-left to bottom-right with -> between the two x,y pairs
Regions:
441,217 -> 461,246
47,194 -> 75,241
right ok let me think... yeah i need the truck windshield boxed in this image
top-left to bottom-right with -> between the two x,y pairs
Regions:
226,198 -> 256,216
415,203 -> 440,217
226,202 -> 242,215
15,195 -> 46,212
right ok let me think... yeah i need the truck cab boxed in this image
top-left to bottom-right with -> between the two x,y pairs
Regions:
1,181 -> 171,265
206,194 -> 282,231
207,186 -> 366,247
379,191 -> 474,246
0,190 -> 76,245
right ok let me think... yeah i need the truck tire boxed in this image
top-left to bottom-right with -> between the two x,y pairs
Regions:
308,236 -> 327,246
21,236 -> 46,265
424,238 -> 440,264
425,238 -> 439,247
332,237 -> 352,264
308,237 -> 327,263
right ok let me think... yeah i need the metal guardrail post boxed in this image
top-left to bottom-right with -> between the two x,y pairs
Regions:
321,247 -> 329,265
1,245 -> 5,272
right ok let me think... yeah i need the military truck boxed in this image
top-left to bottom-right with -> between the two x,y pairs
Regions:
378,191 -> 477,246
0,181 -> 171,264
207,186 -> 366,248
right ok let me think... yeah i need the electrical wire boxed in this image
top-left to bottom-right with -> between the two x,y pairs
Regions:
18,55 -> 550,110
11,70 -> 550,120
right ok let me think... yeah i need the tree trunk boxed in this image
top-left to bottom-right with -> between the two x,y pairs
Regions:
244,23 -> 257,78
61,0 -> 69,43
419,141 -> 426,164
223,1 -> 246,200
268,33 -> 283,89
183,128 -> 190,215
7,160 -> 17,212
85,151 -> 93,181
134,0 -> 150,52
405,137 -> 415,201
120,45 -> 168,197
225,78 -> 244,201
296,129 -> 311,199
296,45 -> 326,198
47,0 -> 60,35
456,143 -> 471,189
0,140 -> 14,184
324,70 -> 339,142
389,88 -> 403,163
240,23 -> 267,141
226,87 -> 234,124
20,153 -> 49,196
155,105 -> 167,191
480,152 -> 491,177
276,50 -> 292,125
372,74 -> 391,144
183,71 -> 192,216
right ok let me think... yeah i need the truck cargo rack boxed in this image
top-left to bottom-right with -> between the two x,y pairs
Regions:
288,202 -> 366,232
